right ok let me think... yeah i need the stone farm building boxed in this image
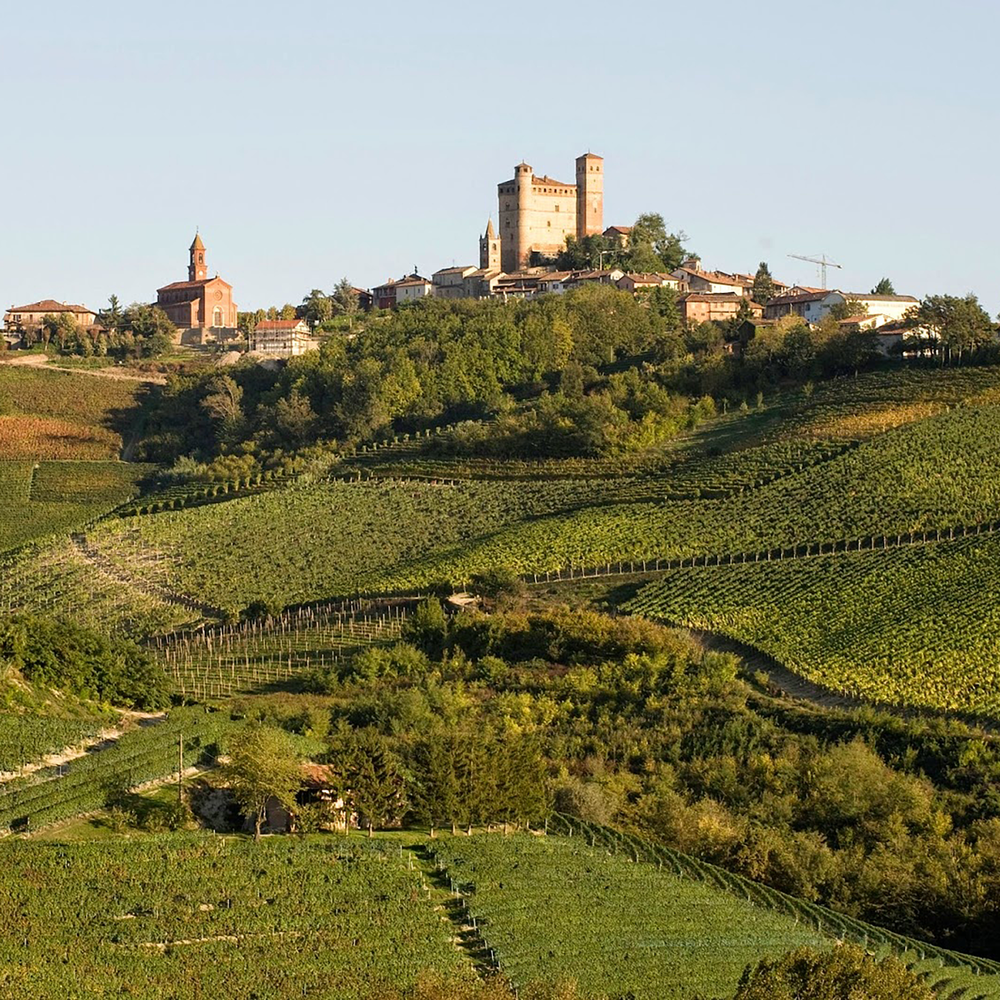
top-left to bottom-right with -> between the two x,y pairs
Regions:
155,233 -> 239,345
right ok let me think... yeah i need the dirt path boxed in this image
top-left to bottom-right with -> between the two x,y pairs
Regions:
70,532 -> 224,620
0,353 -> 166,384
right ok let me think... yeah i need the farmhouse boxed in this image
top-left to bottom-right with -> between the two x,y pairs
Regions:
3,299 -> 97,335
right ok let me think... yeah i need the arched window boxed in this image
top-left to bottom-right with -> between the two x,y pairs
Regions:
212,307 -> 224,327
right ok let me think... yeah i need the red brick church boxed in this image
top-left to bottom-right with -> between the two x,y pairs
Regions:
156,233 -> 238,343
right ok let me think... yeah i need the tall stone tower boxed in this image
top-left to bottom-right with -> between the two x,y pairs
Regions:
480,219 -> 501,271
575,153 -> 604,240
188,232 -> 207,282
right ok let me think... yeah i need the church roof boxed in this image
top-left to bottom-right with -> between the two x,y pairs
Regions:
156,276 -> 231,293
484,218 -> 496,239
190,232 -> 205,251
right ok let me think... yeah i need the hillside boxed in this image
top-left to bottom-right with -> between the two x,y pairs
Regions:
9,364 -> 1000,718
0,364 -> 154,551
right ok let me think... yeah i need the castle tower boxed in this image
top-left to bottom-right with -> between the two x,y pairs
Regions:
510,162 -> 533,273
188,232 -> 207,282
480,219 -> 501,271
575,153 -> 604,241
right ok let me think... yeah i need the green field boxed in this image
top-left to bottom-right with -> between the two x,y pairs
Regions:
0,836 -> 467,999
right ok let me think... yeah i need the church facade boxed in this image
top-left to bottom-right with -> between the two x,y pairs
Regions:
492,153 -> 604,273
156,233 -> 238,343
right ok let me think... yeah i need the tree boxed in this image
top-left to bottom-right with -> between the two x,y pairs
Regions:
871,277 -> 896,295
100,295 -> 124,335
625,212 -> 690,273
331,277 -> 360,316
911,293 -> 994,364
300,289 -> 332,327
223,726 -> 303,840
338,728 -> 407,835
201,375 -> 245,445
828,297 -> 869,321
733,944 -> 934,1000
752,262 -> 776,305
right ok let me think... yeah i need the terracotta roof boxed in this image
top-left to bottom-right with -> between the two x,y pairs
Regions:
157,276 -> 231,293
484,218 -> 497,239
676,267 -> 745,287
255,319 -> 306,331
680,292 -> 745,302
845,293 -> 919,303
433,266 -> 476,276
767,290 -> 829,306
604,225 -> 632,235
6,298 -> 94,314
190,232 -> 205,251
621,272 -> 667,283
531,174 -> 573,188
539,271 -> 574,282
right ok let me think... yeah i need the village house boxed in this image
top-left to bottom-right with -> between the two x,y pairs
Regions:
671,262 -> 750,296
763,289 -> 831,324
603,225 -> 632,246
678,292 -> 763,326
432,265 -> 479,299
251,318 -> 317,357
3,298 -> 97,337
395,274 -> 433,305
616,272 -> 685,295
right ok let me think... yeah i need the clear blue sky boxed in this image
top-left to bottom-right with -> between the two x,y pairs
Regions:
3,0 -> 997,314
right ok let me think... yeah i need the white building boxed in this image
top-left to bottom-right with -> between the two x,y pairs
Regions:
395,274 -> 433,304
432,266 -> 478,299
251,318 -> 318,357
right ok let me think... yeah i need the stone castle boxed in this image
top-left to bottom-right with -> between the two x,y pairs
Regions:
483,153 -> 604,273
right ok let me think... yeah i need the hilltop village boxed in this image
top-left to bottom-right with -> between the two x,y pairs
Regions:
3,151 -> 933,362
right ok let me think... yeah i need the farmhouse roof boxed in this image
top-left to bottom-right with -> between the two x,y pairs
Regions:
6,298 -> 95,314
843,293 -> 919,303
680,292 -> 744,302
674,266 -> 744,287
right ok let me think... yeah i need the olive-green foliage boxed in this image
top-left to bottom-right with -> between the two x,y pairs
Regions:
0,614 -> 169,709
223,725 -> 304,838
732,944 -> 934,1000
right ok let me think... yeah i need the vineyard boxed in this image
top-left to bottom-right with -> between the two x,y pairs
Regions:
623,534 -> 1000,715
0,364 -> 145,460
0,836 -> 466,999
0,460 -> 149,553
431,827 -> 1000,998
0,706 -> 238,834
154,602 -> 408,700
428,829 -> 1000,999
0,716 -> 102,775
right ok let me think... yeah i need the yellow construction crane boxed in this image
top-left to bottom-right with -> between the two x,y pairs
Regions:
788,253 -> 843,290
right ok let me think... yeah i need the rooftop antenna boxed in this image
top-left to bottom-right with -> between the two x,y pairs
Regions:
788,253 -> 843,290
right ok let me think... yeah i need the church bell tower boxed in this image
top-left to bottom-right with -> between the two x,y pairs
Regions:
480,218 -> 501,271
189,232 -> 207,281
